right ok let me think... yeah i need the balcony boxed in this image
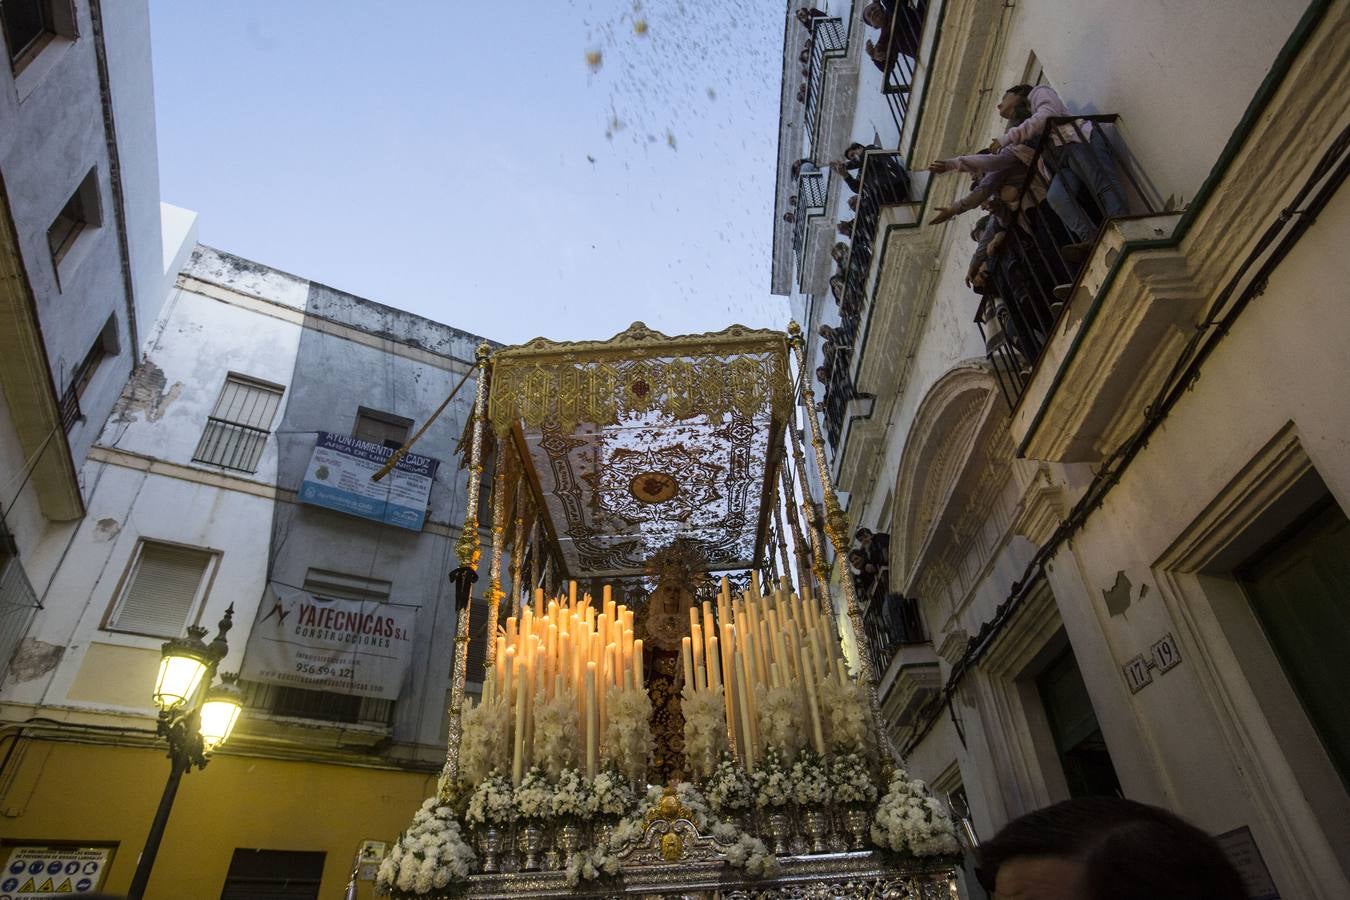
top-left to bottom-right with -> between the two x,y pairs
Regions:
868,591 -> 940,734
877,1 -> 935,143
803,16 -> 848,159
792,171 -> 827,273
970,116 -> 1166,414
822,150 -> 913,449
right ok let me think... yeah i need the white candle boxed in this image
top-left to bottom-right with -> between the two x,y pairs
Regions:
585,662 -> 597,779
633,638 -> 644,690
691,624 -> 705,691
802,646 -> 826,755
512,659 -> 527,784
682,636 -> 695,696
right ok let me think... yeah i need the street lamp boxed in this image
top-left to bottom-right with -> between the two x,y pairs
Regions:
126,605 -> 242,900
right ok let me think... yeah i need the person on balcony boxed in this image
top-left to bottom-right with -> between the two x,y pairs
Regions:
796,8 -> 829,28
848,549 -> 880,600
993,83 -> 1129,253
856,527 -> 890,569
830,241 -> 851,267
863,1 -> 927,75
791,158 -> 822,180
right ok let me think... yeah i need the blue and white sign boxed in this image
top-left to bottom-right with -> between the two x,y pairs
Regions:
298,432 -> 439,531
0,846 -> 110,896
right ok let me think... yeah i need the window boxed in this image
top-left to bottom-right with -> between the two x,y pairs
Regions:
2,0 -> 56,71
1035,644 -> 1122,798
219,849 -> 324,900
58,315 -> 118,431
354,406 -> 412,450
46,168 -> 100,268
193,374 -> 284,473
105,541 -> 218,638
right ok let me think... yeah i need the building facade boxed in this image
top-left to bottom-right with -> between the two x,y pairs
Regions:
773,1 -> 1349,897
0,0 -> 171,679
0,244 -> 495,898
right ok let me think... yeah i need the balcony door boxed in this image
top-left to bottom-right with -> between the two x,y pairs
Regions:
1036,644 -> 1122,799
1237,497 -> 1350,789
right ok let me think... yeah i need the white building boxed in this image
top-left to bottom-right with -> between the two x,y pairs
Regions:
772,1 -> 1349,896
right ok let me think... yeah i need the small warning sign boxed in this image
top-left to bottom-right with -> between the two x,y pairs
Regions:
0,846 -> 112,897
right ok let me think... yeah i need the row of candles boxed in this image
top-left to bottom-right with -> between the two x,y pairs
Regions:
682,573 -> 843,770
483,585 -> 642,784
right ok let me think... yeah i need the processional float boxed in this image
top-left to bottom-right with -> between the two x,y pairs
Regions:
378,323 -> 963,898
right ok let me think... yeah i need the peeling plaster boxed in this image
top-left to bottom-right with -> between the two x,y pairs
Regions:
1103,569 -> 1133,617
7,638 -> 65,682
93,517 -> 121,541
113,359 -> 183,423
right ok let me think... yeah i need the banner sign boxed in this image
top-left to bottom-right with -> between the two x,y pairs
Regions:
2,844 -> 112,897
241,585 -> 416,700
298,432 -> 439,531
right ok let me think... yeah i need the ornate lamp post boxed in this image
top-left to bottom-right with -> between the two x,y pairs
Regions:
126,606 -> 243,900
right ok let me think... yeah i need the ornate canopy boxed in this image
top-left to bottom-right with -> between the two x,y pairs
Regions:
488,322 -> 793,579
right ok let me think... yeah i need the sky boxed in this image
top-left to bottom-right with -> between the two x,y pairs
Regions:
148,0 -> 791,346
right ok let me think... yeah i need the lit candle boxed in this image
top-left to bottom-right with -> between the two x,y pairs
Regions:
682,636 -> 695,696
512,658 -> 527,784
585,661 -> 597,779
633,638 -> 644,690
691,624 -> 705,691
708,634 -> 722,693
801,646 -> 826,755
734,646 -> 756,770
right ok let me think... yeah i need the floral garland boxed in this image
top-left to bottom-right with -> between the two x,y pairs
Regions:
376,797 -> 476,895
830,751 -> 878,805
589,766 -> 636,817
604,685 -> 654,784
751,746 -> 792,809
816,675 -> 873,754
788,749 -> 831,806
531,687 -> 579,779
870,771 -> 961,857
681,686 -> 728,779
551,767 -> 590,820
705,753 -> 754,813
455,692 -> 510,786
755,682 -> 806,762
463,770 -> 515,827
514,767 -> 552,821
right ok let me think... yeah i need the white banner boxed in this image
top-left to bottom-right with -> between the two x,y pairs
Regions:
241,584 -> 416,700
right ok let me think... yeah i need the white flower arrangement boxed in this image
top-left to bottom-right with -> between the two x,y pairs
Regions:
751,745 -> 792,809
464,770 -> 515,827
714,824 -> 779,877
830,751 -> 879,805
755,682 -> 806,762
681,686 -> 728,779
532,687 -> 579,779
551,767 -> 590,820
604,685 -> 654,785
788,749 -> 831,806
817,674 -> 873,754
565,808 -> 644,886
514,766 -> 552,821
870,771 -> 961,857
705,754 -> 754,813
590,766 -> 636,817
456,691 -> 511,786
376,796 -> 476,895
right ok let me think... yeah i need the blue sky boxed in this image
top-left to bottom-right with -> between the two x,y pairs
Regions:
149,0 -> 790,345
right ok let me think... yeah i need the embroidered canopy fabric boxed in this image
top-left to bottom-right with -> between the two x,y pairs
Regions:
489,323 -> 793,579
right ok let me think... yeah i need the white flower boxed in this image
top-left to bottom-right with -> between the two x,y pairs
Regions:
514,767 -> 553,821
604,685 -> 654,784
789,750 -> 831,806
830,751 -> 879,804
465,771 -> 515,826
817,675 -> 873,754
752,746 -> 792,809
756,682 -> 806,762
533,687 -> 580,779
705,754 -> 754,812
457,693 -> 511,785
870,770 -> 960,857
681,686 -> 728,779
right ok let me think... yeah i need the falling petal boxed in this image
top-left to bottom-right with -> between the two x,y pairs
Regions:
586,48 -> 603,72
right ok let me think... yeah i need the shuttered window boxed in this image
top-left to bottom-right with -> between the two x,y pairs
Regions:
466,596 -> 490,685
219,849 -> 324,900
194,374 -> 284,473
107,542 -> 215,637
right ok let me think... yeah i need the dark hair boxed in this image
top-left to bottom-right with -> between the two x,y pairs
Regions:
972,214 -> 991,240
855,527 -> 872,540
976,798 -> 1245,900
1005,83 -> 1033,97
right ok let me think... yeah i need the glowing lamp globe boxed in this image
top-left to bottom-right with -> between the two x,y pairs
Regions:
153,628 -> 211,710
198,681 -> 243,750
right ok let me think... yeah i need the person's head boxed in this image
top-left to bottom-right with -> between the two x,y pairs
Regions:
831,241 -> 850,264
790,158 -> 809,179
847,194 -> 859,211
818,323 -> 835,339
997,83 -> 1034,120
855,527 -> 873,544
783,211 -> 796,223
837,219 -> 854,237
848,549 -> 867,569
815,365 -> 829,383
829,274 -> 845,300
843,142 -> 867,163
972,214 -> 991,241
795,9 -> 813,26
862,2 -> 888,28
788,194 -> 797,206
976,798 -> 1246,900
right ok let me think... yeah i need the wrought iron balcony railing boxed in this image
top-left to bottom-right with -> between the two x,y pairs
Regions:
792,171 -> 828,262
971,115 -> 1158,409
862,589 -> 927,675
804,16 -> 848,158
192,417 -> 271,473
823,150 -> 912,449
880,1 -> 933,141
